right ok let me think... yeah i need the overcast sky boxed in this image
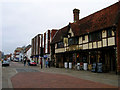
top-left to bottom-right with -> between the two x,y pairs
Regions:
0,0 -> 118,54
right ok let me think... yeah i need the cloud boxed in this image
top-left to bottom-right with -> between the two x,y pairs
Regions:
1,0 -> 118,54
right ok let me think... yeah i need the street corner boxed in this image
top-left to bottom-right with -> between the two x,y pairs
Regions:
11,72 -> 118,88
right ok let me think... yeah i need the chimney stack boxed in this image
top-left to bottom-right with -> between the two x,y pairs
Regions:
73,8 -> 80,22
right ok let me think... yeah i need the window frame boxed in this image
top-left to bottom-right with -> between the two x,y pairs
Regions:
57,42 -> 64,48
107,29 -> 112,37
68,37 -> 79,46
88,31 -> 102,42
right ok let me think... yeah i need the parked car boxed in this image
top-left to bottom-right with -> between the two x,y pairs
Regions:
13,58 -> 19,62
2,60 -> 10,66
29,61 -> 37,66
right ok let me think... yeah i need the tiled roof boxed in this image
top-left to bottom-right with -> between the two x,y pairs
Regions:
51,25 -> 69,44
51,2 -> 120,44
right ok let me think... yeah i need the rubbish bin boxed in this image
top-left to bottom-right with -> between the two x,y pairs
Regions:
83,63 -> 88,70
77,63 -> 80,70
64,62 -> 68,68
69,62 -> 72,69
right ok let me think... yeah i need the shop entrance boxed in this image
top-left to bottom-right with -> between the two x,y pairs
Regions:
109,49 -> 116,71
101,48 -> 116,72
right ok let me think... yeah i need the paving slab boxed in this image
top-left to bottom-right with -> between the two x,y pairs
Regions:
11,72 -> 118,88
30,67 -> 119,87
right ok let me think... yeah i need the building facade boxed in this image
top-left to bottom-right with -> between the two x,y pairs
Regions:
31,34 -> 43,64
44,30 -> 58,62
0,51 -> 2,60
31,30 -> 57,65
51,2 -> 120,74
14,47 -> 23,61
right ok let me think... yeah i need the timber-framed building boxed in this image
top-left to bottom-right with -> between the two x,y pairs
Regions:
51,2 -> 120,74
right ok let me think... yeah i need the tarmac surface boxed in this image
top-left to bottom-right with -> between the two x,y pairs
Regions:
2,61 -> 120,89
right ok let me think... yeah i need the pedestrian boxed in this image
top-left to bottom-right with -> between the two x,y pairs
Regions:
1,59 -> 3,63
27,59 -> 30,66
40,59 -> 42,69
45,59 -> 48,68
48,58 -> 50,68
24,57 -> 27,66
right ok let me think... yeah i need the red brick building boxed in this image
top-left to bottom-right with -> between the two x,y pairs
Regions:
51,2 -> 120,74
31,34 -> 43,64
43,29 -> 58,64
31,29 -> 57,65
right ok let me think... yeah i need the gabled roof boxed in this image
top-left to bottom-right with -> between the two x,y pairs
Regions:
71,1 -> 120,36
24,45 -> 32,53
51,1 -> 120,44
51,25 -> 69,44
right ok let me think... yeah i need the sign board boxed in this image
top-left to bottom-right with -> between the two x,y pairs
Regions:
97,63 -> 102,73
91,63 -> 97,72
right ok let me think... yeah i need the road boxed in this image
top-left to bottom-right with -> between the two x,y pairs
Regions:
2,61 -> 40,88
2,61 -> 119,89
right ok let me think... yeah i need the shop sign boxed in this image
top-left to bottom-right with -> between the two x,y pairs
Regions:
44,55 -> 47,58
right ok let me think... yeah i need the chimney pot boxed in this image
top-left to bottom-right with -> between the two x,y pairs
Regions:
73,8 -> 80,22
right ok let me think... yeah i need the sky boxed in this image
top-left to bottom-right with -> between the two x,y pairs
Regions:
0,0 -> 118,54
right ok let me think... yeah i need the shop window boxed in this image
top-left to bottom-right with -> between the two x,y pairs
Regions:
68,37 -> 79,46
82,56 -> 87,63
90,55 -> 96,64
57,42 -> 64,48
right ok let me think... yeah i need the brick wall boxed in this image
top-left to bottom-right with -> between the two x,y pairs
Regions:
44,33 -> 46,54
116,15 -> 120,74
51,30 -> 58,41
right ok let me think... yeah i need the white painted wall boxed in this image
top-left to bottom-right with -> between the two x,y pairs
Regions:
26,48 -> 31,60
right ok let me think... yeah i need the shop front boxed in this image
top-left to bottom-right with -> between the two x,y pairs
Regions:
88,47 -> 116,73
56,46 -> 116,73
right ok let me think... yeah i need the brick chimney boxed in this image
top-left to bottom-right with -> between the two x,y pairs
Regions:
73,8 -> 80,22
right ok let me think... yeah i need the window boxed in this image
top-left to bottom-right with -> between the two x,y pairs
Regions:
68,37 -> 78,46
68,38 -> 73,45
42,36 -> 44,48
89,31 -> 101,42
108,29 -> 112,37
57,42 -> 64,48
89,34 -> 92,42
96,32 -> 101,40
82,36 -> 85,41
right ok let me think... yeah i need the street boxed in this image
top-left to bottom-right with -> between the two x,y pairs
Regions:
2,61 -> 119,89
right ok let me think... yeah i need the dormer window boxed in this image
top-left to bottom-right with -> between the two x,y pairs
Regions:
68,33 -> 71,38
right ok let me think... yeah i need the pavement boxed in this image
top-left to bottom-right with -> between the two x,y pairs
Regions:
11,72 -> 117,88
2,65 -> 17,88
2,61 -> 120,89
37,67 -> 119,87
